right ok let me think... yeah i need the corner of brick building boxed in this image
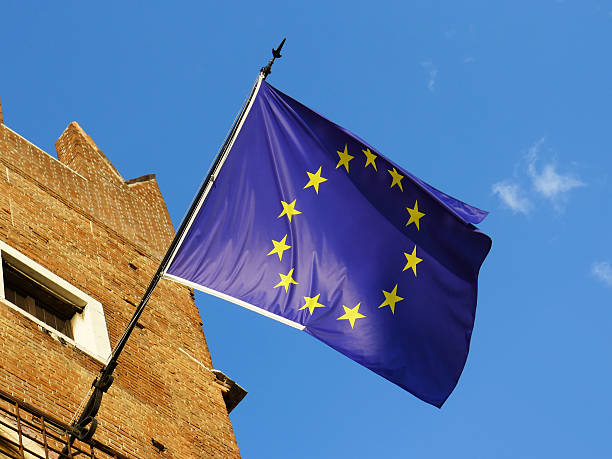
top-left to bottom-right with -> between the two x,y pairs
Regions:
0,105 -> 241,457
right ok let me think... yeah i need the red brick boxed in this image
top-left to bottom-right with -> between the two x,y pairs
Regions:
0,110 -> 240,457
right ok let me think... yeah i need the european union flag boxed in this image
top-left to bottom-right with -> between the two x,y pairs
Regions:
164,78 -> 491,407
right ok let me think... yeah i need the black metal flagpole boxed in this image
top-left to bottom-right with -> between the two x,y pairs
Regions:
61,37 -> 286,456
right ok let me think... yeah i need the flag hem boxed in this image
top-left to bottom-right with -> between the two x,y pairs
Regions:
163,273 -> 306,330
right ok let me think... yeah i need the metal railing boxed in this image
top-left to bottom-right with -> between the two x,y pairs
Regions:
0,387 -> 127,458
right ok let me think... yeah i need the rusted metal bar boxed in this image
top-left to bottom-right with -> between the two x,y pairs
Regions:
0,419 -> 89,459
15,402 -> 24,457
1,389 -> 67,433
0,388 -> 127,459
15,413 -> 89,458
66,431 -> 74,459
41,416 -> 50,459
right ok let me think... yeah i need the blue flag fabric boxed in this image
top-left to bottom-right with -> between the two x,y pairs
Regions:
165,80 -> 491,407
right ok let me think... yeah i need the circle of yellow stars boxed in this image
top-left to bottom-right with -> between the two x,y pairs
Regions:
265,143 -> 427,329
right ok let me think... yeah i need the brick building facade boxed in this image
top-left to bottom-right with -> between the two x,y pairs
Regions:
0,97 -> 242,458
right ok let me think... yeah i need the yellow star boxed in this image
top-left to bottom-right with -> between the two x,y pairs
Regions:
274,268 -> 299,292
336,303 -> 366,329
336,144 -> 354,172
278,199 -> 302,222
298,293 -> 326,315
378,284 -> 404,314
304,167 -> 328,194
403,246 -> 423,276
388,167 -> 404,191
406,200 -> 425,230
267,234 -> 291,261
362,148 -> 378,171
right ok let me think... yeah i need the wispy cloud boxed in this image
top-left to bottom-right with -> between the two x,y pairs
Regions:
492,182 -> 532,214
492,138 -> 585,214
526,138 -> 585,211
421,61 -> 438,92
592,261 -> 612,286
463,57 -> 476,64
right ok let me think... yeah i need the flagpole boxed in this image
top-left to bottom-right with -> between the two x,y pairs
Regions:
61,38 -> 286,454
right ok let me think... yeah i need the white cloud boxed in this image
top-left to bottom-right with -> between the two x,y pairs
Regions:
530,163 -> 584,198
492,182 -> 532,214
592,261 -> 612,286
492,138 -> 585,214
526,138 -> 585,211
421,61 -> 438,92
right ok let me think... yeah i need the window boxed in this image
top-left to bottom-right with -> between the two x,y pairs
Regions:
0,241 -> 111,363
3,260 -> 81,339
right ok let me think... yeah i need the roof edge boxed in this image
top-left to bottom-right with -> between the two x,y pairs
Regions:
126,174 -> 157,185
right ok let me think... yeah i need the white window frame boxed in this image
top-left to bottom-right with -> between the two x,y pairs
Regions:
0,240 -> 111,363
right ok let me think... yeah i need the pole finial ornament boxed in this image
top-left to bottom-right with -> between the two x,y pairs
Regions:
261,38 -> 286,79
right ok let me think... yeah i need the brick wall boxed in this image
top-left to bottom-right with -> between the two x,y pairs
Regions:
0,103 -> 241,458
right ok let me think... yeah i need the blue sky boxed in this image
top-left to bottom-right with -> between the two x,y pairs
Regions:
2,1 -> 612,457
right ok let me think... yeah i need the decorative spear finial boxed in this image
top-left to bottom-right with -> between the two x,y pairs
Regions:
261,38 -> 286,79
